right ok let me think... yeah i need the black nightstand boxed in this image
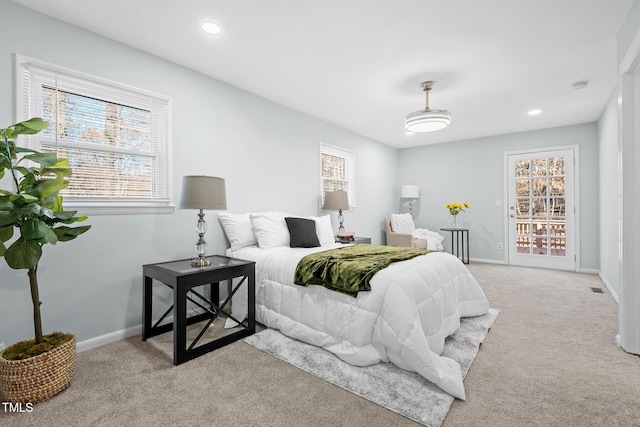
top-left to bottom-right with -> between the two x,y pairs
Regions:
440,228 -> 469,264
142,255 -> 255,365
336,236 -> 372,244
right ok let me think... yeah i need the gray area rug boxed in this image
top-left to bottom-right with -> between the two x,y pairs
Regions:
245,308 -> 499,427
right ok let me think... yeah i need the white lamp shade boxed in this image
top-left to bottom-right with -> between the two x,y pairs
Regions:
178,175 -> 227,210
323,190 -> 349,210
400,185 -> 420,199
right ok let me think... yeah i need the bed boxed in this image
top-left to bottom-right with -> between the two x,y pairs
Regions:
218,211 -> 490,400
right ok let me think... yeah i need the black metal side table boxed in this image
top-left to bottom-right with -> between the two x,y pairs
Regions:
440,228 -> 469,264
142,255 -> 255,365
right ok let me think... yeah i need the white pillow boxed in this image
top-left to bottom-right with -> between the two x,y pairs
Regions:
218,212 -> 258,251
390,213 -> 416,234
250,211 -> 291,248
307,214 -> 335,246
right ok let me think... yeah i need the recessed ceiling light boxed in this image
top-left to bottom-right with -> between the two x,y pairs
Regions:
528,109 -> 542,116
202,22 -> 221,35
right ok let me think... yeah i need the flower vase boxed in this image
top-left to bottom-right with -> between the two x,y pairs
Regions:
450,214 -> 459,228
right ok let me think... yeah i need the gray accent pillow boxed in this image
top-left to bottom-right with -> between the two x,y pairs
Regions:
285,217 -> 321,248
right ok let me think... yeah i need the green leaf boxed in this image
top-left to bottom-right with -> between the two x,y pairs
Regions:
33,175 -> 66,200
0,199 -> 14,211
53,210 -> 76,220
0,211 -> 19,227
0,225 -> 13,242
20,218 -> 48,240
22,152 -> 58,167
4,238 -> 42,269
0,241 -> 5,257
39,207 -> 55,219
18,203 -> 41,215
9,193 -> 38,203
12,146 -> 37,154
53,225 -> 91,242
11,118 -> 48,136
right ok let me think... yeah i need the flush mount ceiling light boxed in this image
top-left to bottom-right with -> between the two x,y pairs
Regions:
404,81 -> 451,132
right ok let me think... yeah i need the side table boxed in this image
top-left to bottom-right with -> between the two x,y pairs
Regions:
336,236 -> 372,244
440,228 -> 469,264
142,255 -> 255,365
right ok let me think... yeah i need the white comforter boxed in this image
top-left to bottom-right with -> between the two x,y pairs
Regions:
227,244 -> 489,400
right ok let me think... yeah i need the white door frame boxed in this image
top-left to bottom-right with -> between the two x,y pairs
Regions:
617,29 -> 640,355
503,145 -> 580,271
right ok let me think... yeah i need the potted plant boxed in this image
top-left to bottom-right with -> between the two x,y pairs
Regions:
0,117 -> 91,403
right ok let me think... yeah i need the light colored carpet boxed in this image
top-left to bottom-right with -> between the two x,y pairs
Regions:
245,308 -> 499,427
1,263 -> 639,426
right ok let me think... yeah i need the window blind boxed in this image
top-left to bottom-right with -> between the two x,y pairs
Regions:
15,54 -> 173,214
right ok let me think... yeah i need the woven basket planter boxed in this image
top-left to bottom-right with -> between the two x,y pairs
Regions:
0,336 -> 76,403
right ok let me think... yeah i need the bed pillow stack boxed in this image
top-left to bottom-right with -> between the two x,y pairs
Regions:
218,211 -> 335,250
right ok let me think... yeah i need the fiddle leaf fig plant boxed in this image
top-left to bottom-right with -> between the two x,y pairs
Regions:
1,117 -> 91,346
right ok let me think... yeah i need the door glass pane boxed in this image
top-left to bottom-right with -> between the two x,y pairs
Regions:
516,179 -> 529,196
533,237 -> 548,255
549,177 -> 565,196
549,197 -> 565,217
517,236 -> 531,254
532,220 -> 547,236
516,218 -> 530,235
532,198 -> 548,216
532,158 -> 547,176
550,221 -> 566,237
532,178 -> 547,196
516,199 -> 530,216
515,160 -> 530,177
550,238 -> 566,256
549,157 -> 565,176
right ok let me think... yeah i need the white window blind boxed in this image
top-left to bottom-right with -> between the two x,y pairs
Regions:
320,142 -> 356,208
15,54 -> 173,215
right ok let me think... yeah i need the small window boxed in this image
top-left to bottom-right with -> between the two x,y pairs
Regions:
320,142 -> 356,208
15,54 -> 173,215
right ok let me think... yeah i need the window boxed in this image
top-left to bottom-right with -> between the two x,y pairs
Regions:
320,142 -> 356,208
15,54 -> 173,214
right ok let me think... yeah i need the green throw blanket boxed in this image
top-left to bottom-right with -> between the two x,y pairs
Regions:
294,244 -> 432,297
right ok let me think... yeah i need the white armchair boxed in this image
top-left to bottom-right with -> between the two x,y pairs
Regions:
385,215 -> 427,249
385,213 -> 445,250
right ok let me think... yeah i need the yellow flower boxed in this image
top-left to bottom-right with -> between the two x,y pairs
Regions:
446,202 -> 469,216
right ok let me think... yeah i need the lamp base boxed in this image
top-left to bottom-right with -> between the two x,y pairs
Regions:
191,256 -> 210,267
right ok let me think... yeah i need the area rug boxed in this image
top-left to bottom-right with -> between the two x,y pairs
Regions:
244,308 -> 498,427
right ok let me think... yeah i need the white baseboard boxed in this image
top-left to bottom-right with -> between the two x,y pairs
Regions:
579,268 -> 599,274
76,324 -> 141,353
599,272 -> 619,304
76,306 -> 217,353
469,257 -> 506,265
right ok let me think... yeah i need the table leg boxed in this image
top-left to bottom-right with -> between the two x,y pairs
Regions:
174,284 -> 187,365
142,276 -> 152,341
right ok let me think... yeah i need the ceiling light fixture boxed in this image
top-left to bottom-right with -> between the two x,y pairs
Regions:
528,109 -> 542,116
404,81 -> 451,132
202,22 -> 222,35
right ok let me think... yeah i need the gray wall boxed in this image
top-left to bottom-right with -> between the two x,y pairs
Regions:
0,2 -> 398,347
597,91 -> 619,299
397,123 -> 600,268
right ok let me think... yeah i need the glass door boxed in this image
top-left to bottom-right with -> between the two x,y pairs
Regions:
507,148 -> 576,270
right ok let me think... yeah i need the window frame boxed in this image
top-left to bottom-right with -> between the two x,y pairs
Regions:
14,54 -> 174,215
319,142 -> 356,209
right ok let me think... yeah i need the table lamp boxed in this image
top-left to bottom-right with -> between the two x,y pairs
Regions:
323,190 -> 349,232
178,175 -> 227,267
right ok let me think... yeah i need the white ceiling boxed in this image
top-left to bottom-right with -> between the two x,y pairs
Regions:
12,0 -> 633,148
